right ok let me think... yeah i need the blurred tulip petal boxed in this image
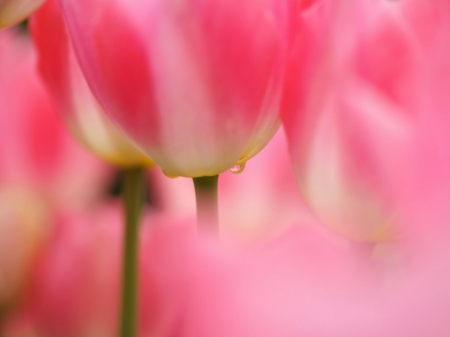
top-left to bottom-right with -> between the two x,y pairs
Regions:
30,0 -> 153,168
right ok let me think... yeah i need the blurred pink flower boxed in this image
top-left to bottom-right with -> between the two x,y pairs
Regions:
10,210 -> 122,337
58,0 -> 297,178
146,222 -> 450,337
2,207 -> 196,337
5,205 -> 450,336
281,0 -> 420,241
0,27 -> 107,313
30,0 -> 153,168
0,28 -> 107,209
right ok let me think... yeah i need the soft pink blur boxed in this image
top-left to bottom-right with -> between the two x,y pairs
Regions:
3,208 -> 184,337
0,28 -> 107,209
281,0 -> 420,241
2,0 -> 450,336
58,0 -> 298,178
5,202 -> 450,337
0,27 -> 107,314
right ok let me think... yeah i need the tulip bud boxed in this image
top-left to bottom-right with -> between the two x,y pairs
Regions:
281,0 -> 418,242
58,0 -> 296,178
30,0 -> 152,168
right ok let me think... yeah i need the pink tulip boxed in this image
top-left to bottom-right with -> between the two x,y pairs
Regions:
0,27 -> 107,312
0,0 -> 44,28
0,27 -> 107,208
281,0 -> 420,241
3,0 -> 450,336
30,0 -> 153,168
58,0 -> 297,178
2,208 -> 122,337
2,207 -> 197,337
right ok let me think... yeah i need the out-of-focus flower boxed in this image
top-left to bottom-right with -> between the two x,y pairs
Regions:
3,208 -> 195,337
0,27 -> 106,313
58,0 -> 298,178
30,0 -> 152,168
145,225 -> 369,337
0,28 -> 107,209
6,197 -> 450,337
142,218 -> 450,337
281,0 -> 419,241
0,0 -> 44,28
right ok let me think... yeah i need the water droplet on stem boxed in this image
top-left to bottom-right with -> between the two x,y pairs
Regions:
230,162 -> 246,174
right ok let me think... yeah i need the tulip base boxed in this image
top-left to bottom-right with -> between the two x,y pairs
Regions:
193,175 -> 219,232
120,167 -> 145,337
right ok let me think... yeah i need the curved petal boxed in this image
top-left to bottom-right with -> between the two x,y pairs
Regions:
31,0 -> 152,167
59,0 -> 295,177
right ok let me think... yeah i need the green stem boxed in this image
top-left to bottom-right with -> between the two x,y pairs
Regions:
193,175 -> 219,232
120,167 -> 145,337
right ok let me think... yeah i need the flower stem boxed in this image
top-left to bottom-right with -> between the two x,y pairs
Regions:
193,175 -> 219,232
120,166 -> 145,337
